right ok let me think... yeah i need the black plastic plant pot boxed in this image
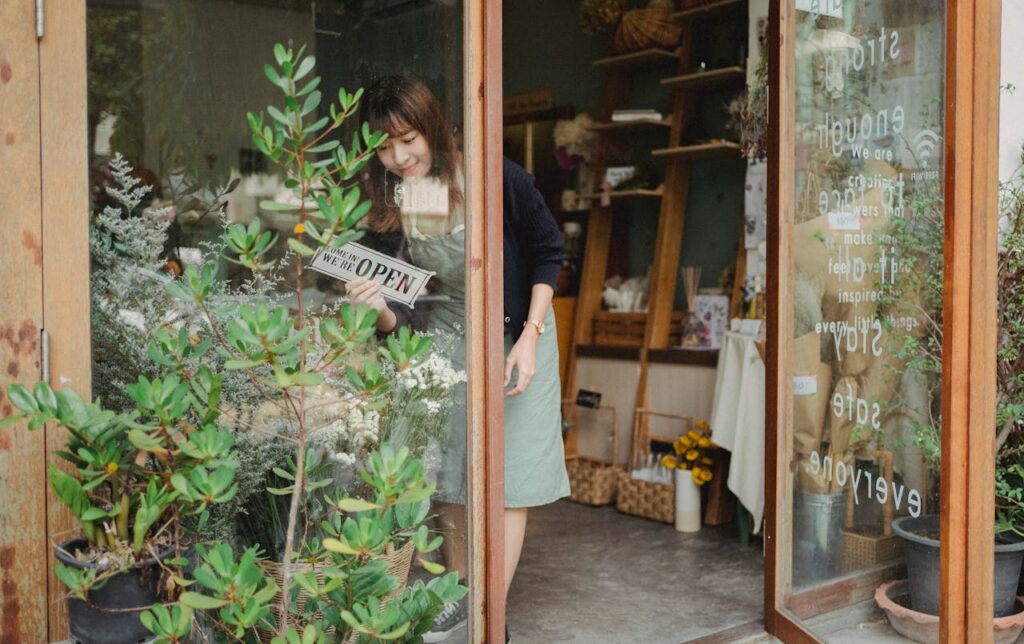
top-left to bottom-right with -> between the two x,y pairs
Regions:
54,538 -> 171,644
892,515 -> 1024,618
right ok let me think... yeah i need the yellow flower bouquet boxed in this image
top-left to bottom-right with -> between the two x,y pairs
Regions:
661,420 -> 716,486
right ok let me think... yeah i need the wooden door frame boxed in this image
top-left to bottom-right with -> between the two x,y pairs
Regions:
764,1 -> 1002,641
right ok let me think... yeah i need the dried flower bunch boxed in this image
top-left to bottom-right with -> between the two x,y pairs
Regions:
661,420 -> 717,485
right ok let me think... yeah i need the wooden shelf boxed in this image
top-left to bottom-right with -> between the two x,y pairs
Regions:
652,140 -> 743,160
581,188 -> 663,200
593,48 -> 679,70
661,66 -> 746,91
588,118 -> 671,132
673,0 -> 746,21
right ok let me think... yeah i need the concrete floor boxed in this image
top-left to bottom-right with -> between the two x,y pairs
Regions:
506,500 -> 764,643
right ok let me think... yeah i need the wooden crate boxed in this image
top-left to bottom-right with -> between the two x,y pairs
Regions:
593,311 -> 684,347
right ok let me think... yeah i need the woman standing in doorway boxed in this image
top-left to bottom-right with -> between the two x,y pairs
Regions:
346,74 -> 570,643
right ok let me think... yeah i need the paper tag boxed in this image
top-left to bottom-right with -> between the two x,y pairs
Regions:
310,242 -> 434,308
795,0 -> 842,18
793,376 -> 818,396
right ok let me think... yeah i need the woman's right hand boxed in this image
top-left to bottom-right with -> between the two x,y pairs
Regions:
345,277 -> 397,331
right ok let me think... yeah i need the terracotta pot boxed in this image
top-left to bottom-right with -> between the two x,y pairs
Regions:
875,580 -> 1024,644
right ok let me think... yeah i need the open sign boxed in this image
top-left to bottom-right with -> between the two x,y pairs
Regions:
310,242 -> 435,308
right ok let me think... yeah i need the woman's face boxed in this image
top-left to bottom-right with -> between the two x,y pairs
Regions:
377,127 -> 432,179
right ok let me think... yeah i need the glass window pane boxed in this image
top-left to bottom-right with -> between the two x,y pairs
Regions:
87,2 -> 472,641
785,0 -> 946,637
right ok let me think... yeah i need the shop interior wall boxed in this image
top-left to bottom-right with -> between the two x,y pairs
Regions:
503,0 -> 746,305
1001,1 -> 1024,182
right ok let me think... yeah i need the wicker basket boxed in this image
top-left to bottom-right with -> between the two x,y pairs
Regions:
612,7 -> 683,54
841,525 -> 904,572
840,450 -> 902,572
593,311 -> 684,347
568,458 -> 627,505
256,540 -> 415,642
614,471 -> 675,523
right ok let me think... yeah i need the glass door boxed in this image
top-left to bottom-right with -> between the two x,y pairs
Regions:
82,0 -> 495,640
768,0 -> 950,639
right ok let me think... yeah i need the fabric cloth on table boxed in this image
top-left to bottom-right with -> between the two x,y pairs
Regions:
709,331 -> 765,533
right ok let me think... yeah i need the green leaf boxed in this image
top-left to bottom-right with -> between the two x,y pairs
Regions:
287,238 -> 317,257
7,384 -> 39,414
179,592 -> 228,610
334,498 -> 381,513
419,558 -> 445,574
322,538 -> 358,555
259,200 -> 300,212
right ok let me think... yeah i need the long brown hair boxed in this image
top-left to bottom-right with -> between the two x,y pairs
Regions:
360,74 -> 463,233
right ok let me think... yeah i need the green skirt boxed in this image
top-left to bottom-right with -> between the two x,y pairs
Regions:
434,306 -> 571,508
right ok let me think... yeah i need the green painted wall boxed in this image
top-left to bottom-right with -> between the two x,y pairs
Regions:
503,0 -> 747,307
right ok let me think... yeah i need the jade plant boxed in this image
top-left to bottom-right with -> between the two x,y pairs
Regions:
3,42 -> 466,641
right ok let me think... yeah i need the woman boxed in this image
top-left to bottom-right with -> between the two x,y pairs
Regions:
346,74 -> 570,643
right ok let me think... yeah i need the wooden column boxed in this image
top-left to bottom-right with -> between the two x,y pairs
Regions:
0,3 -> 48,643
941,1 -> 1001,641
39,2 -> 89,640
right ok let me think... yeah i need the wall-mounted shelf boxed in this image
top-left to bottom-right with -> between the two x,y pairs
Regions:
674,0 -> 746,21
593,48 -> 680,70
652,140 -> 742,160
588,119 -> 672,132
661,66 -> 745,91
581,188 -> 664,200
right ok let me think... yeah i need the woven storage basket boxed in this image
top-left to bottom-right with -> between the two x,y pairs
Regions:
612,7 -> 682,54
841,525 -> 903,572
565,402 -> 624,506
568,458 -> 627,506
613,408 -> 696,524
614,471 -> 674,523
840,450 -> 902,572
256,540 -> 415,642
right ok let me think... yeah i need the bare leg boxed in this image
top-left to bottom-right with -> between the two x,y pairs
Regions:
504,508 -> 528,598
434,501 -> 468,580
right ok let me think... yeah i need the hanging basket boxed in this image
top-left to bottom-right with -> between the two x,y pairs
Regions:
256,541 -> 416,642
612,7 -> 683,54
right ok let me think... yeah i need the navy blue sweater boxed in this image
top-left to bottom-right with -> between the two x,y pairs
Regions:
365,158 -> 564,341
501,157 -> 565,340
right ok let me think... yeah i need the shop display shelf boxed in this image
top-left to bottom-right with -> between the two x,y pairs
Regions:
581,188 -> 664,200
673,0 -> 746,21
660,65 -> 745,91
592,48 -> 680,70
587,119 -> 672,132
651,140 -> 742,160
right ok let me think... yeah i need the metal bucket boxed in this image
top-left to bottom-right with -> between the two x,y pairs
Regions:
793,490 -> 847,587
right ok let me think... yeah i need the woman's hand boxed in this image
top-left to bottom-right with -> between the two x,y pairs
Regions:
345,277 -> 396,331
504,332 -> 538,397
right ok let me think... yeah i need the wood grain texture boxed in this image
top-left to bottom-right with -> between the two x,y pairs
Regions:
0,3 -> 48,642
39,2 -> 89,638
472,0 -> 507,641
764,0 -> 796,631
965,1 -> 1001,637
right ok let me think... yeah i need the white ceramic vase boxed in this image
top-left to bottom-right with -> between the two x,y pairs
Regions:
674,468 -> 702,533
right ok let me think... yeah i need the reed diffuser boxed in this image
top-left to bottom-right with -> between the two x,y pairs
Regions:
680,265 -> 704,347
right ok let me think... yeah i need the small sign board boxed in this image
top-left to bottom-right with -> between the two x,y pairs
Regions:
310,242 -> 434,308
795,0 -> 842,18
503,90 -> 554,117
575,389 -> 603,409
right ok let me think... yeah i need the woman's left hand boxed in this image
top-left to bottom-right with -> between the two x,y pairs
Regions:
504,334 -> 538,397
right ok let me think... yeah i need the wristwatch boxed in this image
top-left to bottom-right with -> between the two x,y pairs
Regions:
523,319 -> 545,336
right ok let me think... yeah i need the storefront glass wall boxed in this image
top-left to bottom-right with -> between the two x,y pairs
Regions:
86,1 -> 472,640
784,0 -> 946,634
